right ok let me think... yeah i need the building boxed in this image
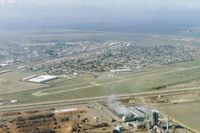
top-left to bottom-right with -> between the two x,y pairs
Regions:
17,66 -> 27,69
0,70 -> 11,74
28,75 -> 58,83
54,108 -> 78,113
0,99 -> 17,105
110,68 -> 132,74
0,64 -> 8,67
122,105 -> 160,127
22,75 -> 37,81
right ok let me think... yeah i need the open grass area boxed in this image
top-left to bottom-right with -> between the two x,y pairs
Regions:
0,59 -> 200,104
154,101 -> 200,132
169,58 -> 200,68
0,71 -> 49,94
37,61 -> 200,95
0,64 -> 199,103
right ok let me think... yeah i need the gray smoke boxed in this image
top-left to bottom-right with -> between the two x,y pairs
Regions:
107,95 -> 130,116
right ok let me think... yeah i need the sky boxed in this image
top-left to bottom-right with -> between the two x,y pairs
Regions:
0,0 -> 200,30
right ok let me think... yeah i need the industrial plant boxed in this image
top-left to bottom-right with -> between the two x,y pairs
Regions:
0,94 -> 192,133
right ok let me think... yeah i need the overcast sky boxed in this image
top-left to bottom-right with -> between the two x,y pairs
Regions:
0,0 -> 200,29
1,0 -> 200,9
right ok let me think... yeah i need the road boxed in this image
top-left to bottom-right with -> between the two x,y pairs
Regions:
1,86 -> 200,113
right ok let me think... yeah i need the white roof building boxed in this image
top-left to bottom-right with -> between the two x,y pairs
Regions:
110,68 -> 132,73
0,64 -> 8,67
28,75 -> 58,83
54,108 -> 78,113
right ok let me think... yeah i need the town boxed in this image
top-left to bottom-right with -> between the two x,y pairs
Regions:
1,40 -> 199,75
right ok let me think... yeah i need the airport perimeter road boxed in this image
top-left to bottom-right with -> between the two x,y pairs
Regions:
0,86 -> 200,113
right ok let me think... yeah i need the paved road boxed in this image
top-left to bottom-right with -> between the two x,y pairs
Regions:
1,86 -> 200,113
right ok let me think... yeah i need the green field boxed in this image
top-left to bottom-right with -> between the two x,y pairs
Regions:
0,59 -> 200,104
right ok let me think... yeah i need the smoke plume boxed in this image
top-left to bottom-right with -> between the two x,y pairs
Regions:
107,95 -> 130,116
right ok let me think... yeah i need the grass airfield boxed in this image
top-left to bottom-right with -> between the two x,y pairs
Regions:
0,59 -> 200,104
